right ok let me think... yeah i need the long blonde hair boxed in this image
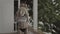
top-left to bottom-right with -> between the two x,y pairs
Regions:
15,3 -> 29,21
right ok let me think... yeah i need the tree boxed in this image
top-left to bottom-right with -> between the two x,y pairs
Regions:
38,0 -> 60,34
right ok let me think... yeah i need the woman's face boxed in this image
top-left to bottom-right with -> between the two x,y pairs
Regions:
19,7 -> 28,16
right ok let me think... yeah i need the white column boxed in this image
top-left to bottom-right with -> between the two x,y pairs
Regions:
33,0 -> 38,30
18,0 -> 20,9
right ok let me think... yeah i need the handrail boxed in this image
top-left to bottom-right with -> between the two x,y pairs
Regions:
28,25 -> 44,34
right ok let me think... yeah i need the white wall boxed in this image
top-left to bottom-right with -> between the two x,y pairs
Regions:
0,0 -> 14,33
0,2 -> 3,33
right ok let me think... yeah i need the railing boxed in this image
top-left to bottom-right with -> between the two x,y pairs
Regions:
14,20 -> 44,34
28,25 -> 44,34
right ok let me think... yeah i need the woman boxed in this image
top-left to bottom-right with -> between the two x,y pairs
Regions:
16,3 -> 29,34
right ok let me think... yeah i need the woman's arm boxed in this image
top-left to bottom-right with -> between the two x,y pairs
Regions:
25,11 -> 29,22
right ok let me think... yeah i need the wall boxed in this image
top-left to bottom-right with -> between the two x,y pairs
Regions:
0,0 -> 14,33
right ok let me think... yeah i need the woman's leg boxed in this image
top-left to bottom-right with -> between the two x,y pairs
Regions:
24,28 -> 28,34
